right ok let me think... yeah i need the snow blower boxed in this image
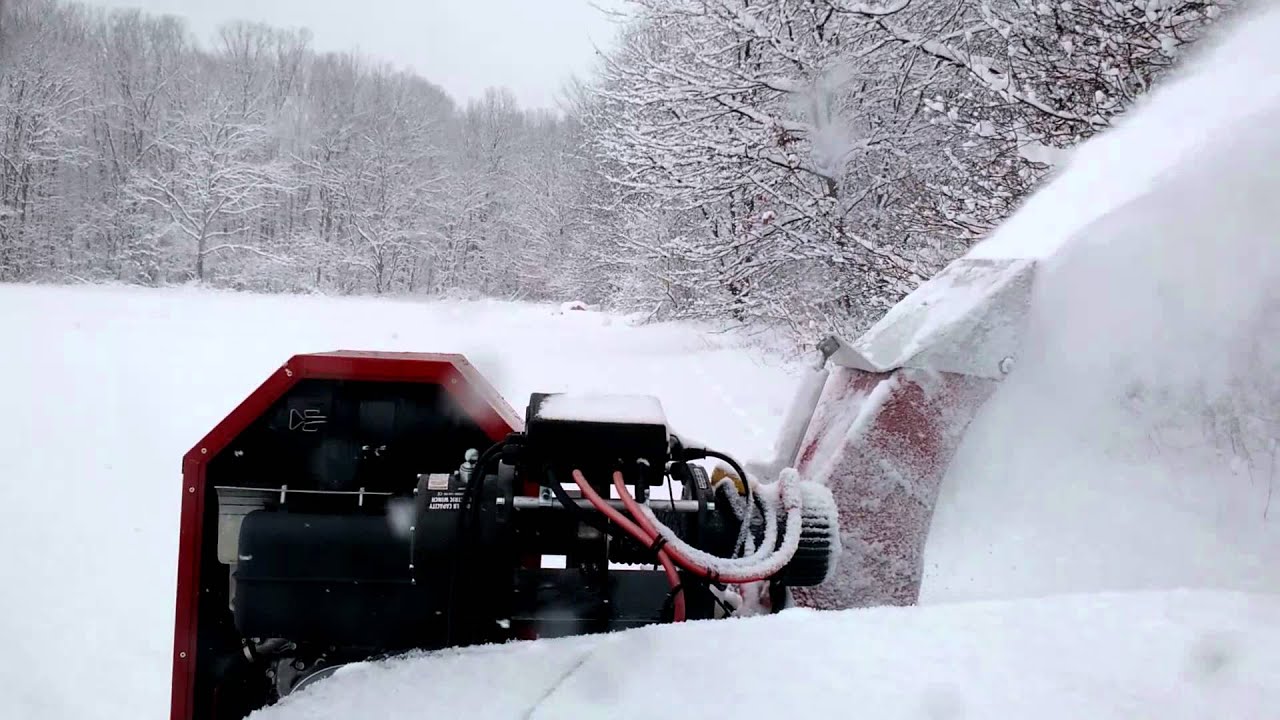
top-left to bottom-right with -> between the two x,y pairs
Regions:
170,352 -> 841,720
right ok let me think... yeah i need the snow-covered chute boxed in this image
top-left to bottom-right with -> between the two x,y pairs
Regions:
771,257 -> 1038,610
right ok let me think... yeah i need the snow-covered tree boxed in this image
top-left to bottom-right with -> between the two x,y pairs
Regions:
0,0 -> 1237,342
876,0 -> 1233,237
332,69 -> 449,294
0,0 -> 91,280
576,0 -> 1232,338
127,98 -> 295,281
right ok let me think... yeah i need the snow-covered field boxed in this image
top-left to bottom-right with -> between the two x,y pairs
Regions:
7,5 -> 1280,719
0,285 -> 799,719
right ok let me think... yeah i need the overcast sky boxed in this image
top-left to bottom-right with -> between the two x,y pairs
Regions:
83,0 -> 625,111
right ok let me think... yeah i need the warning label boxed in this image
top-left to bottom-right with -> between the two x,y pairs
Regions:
426,490 -> 465,512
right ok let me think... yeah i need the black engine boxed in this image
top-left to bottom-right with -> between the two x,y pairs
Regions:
201,380 -> 839,717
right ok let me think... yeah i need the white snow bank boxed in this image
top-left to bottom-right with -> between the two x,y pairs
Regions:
0,283 -> 798,720
923,4 -> 1280,603
969,4 -> 1280,261
258,590 -> 1280,720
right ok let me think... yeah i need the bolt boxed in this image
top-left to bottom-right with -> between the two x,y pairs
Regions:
179,651 -> 187,659
285,368 -> 294,377
188,487 -> 195,493
200,448 -> 207,455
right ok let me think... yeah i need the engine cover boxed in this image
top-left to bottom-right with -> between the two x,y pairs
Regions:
233,512 -> 420,649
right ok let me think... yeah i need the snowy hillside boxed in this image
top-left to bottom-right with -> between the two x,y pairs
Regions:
0,284 -> 798,720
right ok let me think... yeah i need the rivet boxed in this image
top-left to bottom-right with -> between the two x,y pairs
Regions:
285,368 -> 294,377
200,448 -> 207,455
179,651 -> 187,659
188,487 -> 195,493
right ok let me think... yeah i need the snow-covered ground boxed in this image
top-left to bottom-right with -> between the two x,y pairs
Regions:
263,590 -> 1280,720
0,284 -> 799,720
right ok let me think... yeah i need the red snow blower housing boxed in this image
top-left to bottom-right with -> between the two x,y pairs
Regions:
171,352 -> 840,720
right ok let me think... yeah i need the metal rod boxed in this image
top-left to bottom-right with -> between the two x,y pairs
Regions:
507,496 -> 703,513
215,485 -> 395,497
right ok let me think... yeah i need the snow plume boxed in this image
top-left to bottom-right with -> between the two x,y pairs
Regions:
923,4 -> 1280,603
788,65 -> 860,181
970,1 -> 1280,261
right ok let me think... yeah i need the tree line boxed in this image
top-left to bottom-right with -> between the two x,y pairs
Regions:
0,0 -> 1231,340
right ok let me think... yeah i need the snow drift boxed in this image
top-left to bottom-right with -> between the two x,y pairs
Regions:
922,3 -> 1280,602
258,590 -> 1280,720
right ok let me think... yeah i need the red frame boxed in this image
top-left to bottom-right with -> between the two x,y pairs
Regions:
171,351 -> 523,720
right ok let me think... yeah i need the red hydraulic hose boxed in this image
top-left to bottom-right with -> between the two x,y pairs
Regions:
569,469 -> 686,622
610,471 -> 783,585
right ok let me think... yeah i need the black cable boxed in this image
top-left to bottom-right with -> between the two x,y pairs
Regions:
659,578 -> 736,621
709,586 -> 737,618
660,583 -> 685,622
548,469 -> 677,567
448,439 -> 507,645
458,442 -> 504,539
546,469 -> 613,536
684,448 -> 755,558
702,449 -> 751,510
